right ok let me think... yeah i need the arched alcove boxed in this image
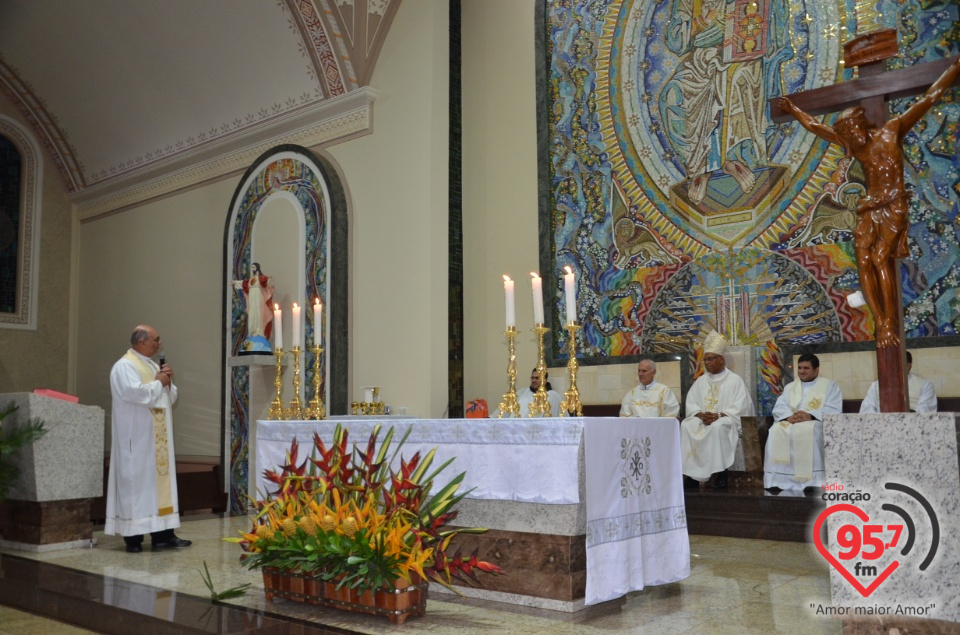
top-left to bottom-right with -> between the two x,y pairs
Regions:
222,145 -> 348,512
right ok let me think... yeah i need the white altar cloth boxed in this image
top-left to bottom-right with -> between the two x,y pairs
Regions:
255,417 -> 689,606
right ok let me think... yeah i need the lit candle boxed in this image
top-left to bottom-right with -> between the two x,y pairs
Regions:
273,304 -> 283,349
530,272 -> 544,325
291,303 -> 301,349
503,275 -> 516,329
313,298 -> 323,348
563,266 -> 577,325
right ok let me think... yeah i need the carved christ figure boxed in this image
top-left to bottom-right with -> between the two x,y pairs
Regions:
232,262 -> 275,340
778,56 -> 960,348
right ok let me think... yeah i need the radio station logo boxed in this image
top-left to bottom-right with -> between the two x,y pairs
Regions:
813,482 -> 939,598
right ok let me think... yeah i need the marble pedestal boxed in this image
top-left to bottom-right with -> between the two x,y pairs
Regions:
823,412 -> 960,624
0,393 -> 104,551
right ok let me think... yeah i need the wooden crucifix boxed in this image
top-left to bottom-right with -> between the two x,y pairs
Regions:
769,29 -> 960,413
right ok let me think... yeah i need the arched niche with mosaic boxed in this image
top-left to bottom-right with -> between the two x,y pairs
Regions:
538,0 -> 960,412
222,145 -> 348,513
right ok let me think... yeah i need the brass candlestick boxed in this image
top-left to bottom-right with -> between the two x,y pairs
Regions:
285,346 -> 304,420
267,347 -> 286,420
305,345 -> 326,420
559,323 -> 583,417
497,326 -> 521,418
528,323 -> 551,417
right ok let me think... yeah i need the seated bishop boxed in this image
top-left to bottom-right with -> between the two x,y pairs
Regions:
620,358 -> 680,418
680,331 -> 751,490
764,353 -> 842,491
859,351 -> 937,414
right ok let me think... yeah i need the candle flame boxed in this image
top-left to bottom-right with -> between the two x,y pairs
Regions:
274,303 -> 279,310
293,303 -> 299,309
314,297 -> 320,306
503,274 -> 511,282
530,272 -> 540,279
564,266 -> 573,275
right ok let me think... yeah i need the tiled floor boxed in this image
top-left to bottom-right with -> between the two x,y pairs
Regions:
0,516 -> 843,634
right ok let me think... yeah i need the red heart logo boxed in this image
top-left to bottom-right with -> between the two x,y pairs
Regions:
813,503 -> 899,597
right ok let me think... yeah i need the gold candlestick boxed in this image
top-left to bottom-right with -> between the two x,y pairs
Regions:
559,323 -> 583,417
497,326 -> 521,418
267,347 -> 286,420
305,345 -> 326,420
285,346 -> 304,420
528,323 -> 551,417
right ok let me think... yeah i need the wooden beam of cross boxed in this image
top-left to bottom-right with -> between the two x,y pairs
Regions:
768,29 -> 960,413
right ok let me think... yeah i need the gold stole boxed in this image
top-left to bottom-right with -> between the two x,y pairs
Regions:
787,376 -> 829,412
123,350 -> 174,517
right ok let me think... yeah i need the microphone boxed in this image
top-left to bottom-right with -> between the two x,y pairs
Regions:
159,353 -> 166,368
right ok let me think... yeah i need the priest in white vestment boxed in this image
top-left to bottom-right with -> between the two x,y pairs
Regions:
764,353 -> 842,491
516,369 -> 562,417
105,325 -> 192,553
620,359 -> 680,418
859,351 -> 937,413
680,331 -> 750,489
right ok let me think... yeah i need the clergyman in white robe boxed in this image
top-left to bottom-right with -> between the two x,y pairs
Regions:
680,368 -> 750,481
860,374 -> 937,414
621,382 -> 680,418
516,386 -> 562,417
105,337 -> 182,546
764,376 -> 842,490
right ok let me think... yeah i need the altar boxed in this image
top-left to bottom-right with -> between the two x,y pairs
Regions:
255,417 -> 690,611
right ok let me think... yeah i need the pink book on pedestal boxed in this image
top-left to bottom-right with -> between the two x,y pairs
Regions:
33,388 -> 79,403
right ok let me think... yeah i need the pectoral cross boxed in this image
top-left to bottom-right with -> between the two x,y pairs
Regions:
769,29 -> 960,413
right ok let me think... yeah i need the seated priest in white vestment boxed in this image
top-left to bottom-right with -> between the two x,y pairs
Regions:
859,351 -> 937,414
680,331 -> 750,490
764,353 -> 842,492
620,358 -> 680,418
497,369 -> 561,417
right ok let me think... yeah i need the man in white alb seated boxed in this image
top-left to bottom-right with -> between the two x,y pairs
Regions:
680,331 -> 751,490
620,358 -> 680,418
764,353 -> 842,492
859,351 -> 937,414
508,368 -> 561,417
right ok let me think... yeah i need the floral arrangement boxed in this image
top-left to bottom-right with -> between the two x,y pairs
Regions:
229,424 -> 503,593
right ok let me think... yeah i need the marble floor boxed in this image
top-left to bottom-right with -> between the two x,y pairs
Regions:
0,515 -> 843,634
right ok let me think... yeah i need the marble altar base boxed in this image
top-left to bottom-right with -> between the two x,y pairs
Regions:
823,412 -> 960,624
0,393 -> 104,549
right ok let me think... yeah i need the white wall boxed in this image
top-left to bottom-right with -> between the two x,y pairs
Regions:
461,0 -> 541,408
326,0 -> 449,418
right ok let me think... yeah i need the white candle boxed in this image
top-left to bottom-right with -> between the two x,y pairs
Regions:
503,275 -> 516,328
292,303 -> 301,349
563,266 -> 577,325
273,304 -> 283,349
313,298 -> 323,348
530,272 -> 544,325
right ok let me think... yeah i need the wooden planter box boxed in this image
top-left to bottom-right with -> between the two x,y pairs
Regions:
261,567 -> 428,624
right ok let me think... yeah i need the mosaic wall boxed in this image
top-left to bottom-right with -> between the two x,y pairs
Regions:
227,154 -> 330,512
545,0 -> 960,409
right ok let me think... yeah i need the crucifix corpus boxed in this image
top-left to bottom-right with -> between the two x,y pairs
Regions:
769,29 -> 960,413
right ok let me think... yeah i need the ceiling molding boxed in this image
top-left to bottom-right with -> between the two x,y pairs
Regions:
75,87 -> 376,221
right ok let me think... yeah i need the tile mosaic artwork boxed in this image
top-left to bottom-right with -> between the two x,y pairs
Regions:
228,154 -> 330,513
544,0 -> 960,405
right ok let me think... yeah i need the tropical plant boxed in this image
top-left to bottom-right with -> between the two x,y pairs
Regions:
228,424 -> 503,593
0,402 -> 46,501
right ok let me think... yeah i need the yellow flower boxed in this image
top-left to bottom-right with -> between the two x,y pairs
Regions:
298,516 -> 318,536
321,514 -> 336,532
255,524 -> 273,541
342,517 -> 358,537
281,518 -> 297,538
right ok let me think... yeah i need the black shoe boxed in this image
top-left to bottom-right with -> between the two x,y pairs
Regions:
152,537 -> 192,551
126,544 -> 143,553
683,476 -> 700,490
712,471 -> 728,491
765,486 -> 783,495
803,486 -> 818,496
